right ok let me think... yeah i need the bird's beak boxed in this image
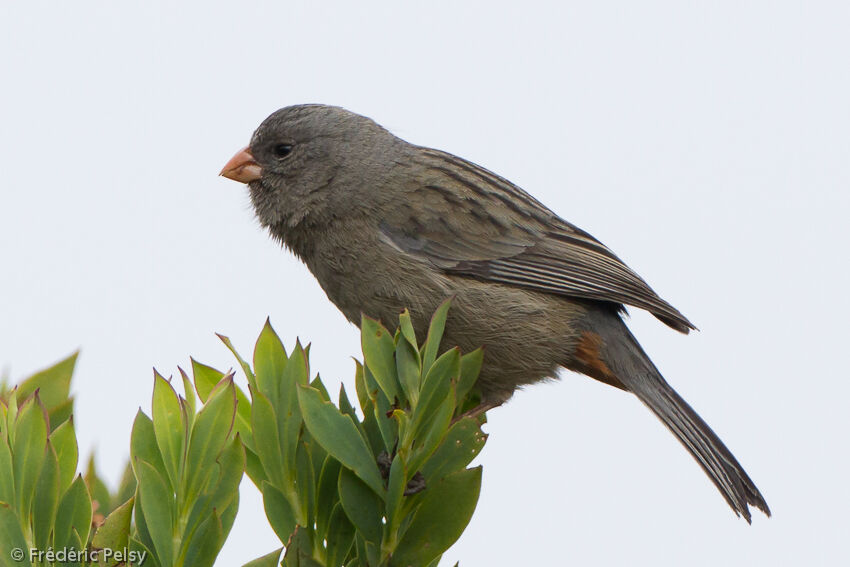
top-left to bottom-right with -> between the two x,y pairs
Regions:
220,146 -> 262,183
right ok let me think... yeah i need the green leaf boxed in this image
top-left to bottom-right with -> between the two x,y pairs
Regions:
244,446 -> 267,487
130,410 -> 168,488
315,456 -> 341,539
397,309 -> 418,349
391,467 -> 482,567
47,397 -> 74,432
282,526 -> 323,567
0,502 -> 31,567
55,474 -> 93,551
13,393 -> 48,519
295,442 -> 316,529
32,441 -> 59,551
135,459 -> 174,566
217,333 -> 258,392
181,509 -> 224,567
253,319 -> 288,406
297,385 -> 384,496
278,342 -> 309,486
406,395 -> 455,477
50,416 -> 78,495
262,481 -> 296,543
409,348 -> 459,444
152,372 -> 186,491
234,387 -> 253,448
338,383 -> 357,420
16,351 -> 76,410
326,503 -> 356,567
220,489 -> 240,540
395,338 -> 420,408
385,453 -> 406,534
191,358 -> 225,404
179,366 -> 197,421
250,390 -> 285,488
132,489 -> 157,566
361,316 -> 401,403
92,496 -> 134,555
130,536 -> 158,567
309,376 -> 330,403
183,377 -> 236,506
242,548 -> 283,567
457,348 -> 484,405
364,367 -> 398,453
338,467 -> 383,545
5,390 -> 18,445
113,461 -> 137,509
209,436 -> 245,514
421,298 -> 452,376
354,361 -> 369,412
420,417 -> 488,483
0,437 -> 13,508
86,454 -> 112,518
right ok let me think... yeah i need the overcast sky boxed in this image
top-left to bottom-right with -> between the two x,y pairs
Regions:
1,1 -> 847,565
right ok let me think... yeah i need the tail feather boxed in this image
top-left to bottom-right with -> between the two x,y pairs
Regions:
637,375 -> 771,521
575,309 -> 770,521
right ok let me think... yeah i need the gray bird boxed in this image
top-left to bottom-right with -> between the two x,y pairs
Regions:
221,104 -> 769,522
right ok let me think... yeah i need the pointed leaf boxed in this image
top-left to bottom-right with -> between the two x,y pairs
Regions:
16,352 -> 76,410
32,442 -> 59,551
395,338 -> 420,407
457,348 -> 484,404
410,349 -> 459,443
250,390 -> 286,487
397,309 -> 418,349
392,467 -> 482,567
242,548 -> 283,567
297,385 -> 383,496
262,481 -> 296,543
152,372 -> 185,491
181,509 -> 224,567
183,378 -> 237,504
338,467 -> 383,545
361,316 -> 401,403
92,496 -> 134,554
326,503 -> 355,567
191,358 -> 225,404
316,456 -> 341,539
253,319 -> 288,406
420,417 -> 488,482
55,475 -> 93,551
421,298 -> 452,376
385,454 -> 406,533
50,416 -> 79,495
0,502 -> 31,567
217,333 -> 258,392
130,411 -> 168,488
12,393 -> 48,518
179,367 -> 197,419
86,454 -> 112,517
277,342 -> 308,488
135,459 -> 174,566
0,437 -> 13,507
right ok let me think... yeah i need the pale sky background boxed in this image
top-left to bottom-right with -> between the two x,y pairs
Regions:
1,1 -> 848,565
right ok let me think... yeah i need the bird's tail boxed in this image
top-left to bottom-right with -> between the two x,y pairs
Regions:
574,309 -> 771,522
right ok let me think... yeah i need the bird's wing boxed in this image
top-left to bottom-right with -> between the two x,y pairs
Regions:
380,148 -> 695,333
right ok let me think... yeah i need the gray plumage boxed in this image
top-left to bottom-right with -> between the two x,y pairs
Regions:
231,104 -> 769,521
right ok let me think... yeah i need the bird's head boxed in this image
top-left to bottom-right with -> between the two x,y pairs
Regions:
221,104 -> 402,232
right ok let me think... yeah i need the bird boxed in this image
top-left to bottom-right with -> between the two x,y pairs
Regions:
220,104 -> 770,522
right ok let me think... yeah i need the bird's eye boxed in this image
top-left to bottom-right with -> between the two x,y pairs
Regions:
273,143 -> 293,158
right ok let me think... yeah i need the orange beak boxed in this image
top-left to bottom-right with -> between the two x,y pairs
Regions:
220,146 -> 262,183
